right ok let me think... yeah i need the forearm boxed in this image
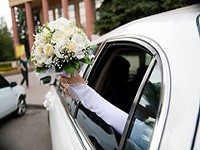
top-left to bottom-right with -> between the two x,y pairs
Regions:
69,84 -> 128,134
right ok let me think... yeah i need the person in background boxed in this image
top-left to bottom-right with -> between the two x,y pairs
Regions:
20,52 -> 29,88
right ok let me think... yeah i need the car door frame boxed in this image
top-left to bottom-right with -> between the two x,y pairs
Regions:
83,35 -> 171,150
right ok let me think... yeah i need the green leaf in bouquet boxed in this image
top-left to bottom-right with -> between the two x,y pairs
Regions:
81,55 -> 92,65
72,60 -> 81,69
88,45 -> 96,51
63,63 -> 76,74
36,67 -> 48,73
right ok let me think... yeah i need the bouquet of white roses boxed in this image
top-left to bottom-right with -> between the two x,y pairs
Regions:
30,17 -> 94,74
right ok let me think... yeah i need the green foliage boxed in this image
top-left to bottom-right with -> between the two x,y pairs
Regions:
0,66 -> 14,72
95,0 -> 199,35
0,17 -> 15,61
63,63 -> 76,74
81,55 -> 93,65
0,63 -> 12,68
15,8 -> 29,55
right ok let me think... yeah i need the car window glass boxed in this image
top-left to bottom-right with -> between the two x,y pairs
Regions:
76,104 -> 119,149
124,61 -> 162,150
76,41 -> 153,149
0,75 -> 10,89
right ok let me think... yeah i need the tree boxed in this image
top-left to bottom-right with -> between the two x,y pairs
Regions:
0,17 -> 15,61
15,7 -> 29,56
15,7 -> 41,57
95,0 -> 199,35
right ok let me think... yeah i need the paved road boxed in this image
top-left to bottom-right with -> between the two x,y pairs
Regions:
0,107 -> 52,150
5,71 -> 50,106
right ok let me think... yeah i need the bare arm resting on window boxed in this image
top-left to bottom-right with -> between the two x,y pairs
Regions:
61,75 -> 128,135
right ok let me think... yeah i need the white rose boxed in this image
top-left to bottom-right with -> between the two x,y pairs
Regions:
43,43 -> 54,57
48,20 -> 56,31
34,34 -> 44,44
32,53 -> 47,67
51,30 -> 67,44
41,28 -> 50,36
71,33 -> 90,49
49,18 -> 70,32
44,56 -> 53,65
66,41 -> 76,52
53,45 -> 63,58
40,27 -> 52,42
56,17 -> 71,27
33,48 -> 42,56
63,26 -> 75,37
57,18 -> 76,37
75,51 -> 85,59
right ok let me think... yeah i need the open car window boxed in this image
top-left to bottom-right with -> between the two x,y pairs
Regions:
74,40 -> 155,149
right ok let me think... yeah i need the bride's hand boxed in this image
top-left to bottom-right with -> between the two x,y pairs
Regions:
60,74 -> 85,84
60,74 -> 85,96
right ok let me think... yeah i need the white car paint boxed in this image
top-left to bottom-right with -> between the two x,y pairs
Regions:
47,87 -> 86,150
0,78 -> 26,119
46,4 -> 200,150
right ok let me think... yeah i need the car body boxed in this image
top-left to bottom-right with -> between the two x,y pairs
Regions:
44,4 -> 200,150
0,74 -> 27,119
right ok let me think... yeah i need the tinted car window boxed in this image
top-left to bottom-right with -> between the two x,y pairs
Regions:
0,75 -> 10,89
75,41 -> 153,149
124,61 -> 162,150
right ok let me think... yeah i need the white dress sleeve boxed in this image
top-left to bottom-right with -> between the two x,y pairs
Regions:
69,84 -> 128,135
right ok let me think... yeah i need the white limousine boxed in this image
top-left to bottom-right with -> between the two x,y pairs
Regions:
43,4 -> 200,150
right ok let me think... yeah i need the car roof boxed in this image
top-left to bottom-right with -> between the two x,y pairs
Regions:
93,4 -> 200,93
93,4 -> 200,45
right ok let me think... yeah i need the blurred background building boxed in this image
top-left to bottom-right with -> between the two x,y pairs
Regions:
9,0 -> 101,55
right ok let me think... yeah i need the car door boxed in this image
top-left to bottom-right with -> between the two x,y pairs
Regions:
0,75 -> 17,118
54,36 -> 169,149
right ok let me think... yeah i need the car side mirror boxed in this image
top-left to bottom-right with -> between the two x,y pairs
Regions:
10,82 -> 17,87
40,76 -> 52,85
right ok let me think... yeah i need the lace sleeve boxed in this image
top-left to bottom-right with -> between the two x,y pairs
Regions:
69,84 -> 128,135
